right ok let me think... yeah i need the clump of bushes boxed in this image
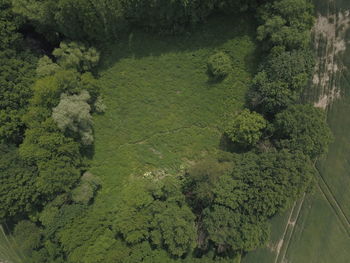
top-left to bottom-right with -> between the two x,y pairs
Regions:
207,52 -> 232,80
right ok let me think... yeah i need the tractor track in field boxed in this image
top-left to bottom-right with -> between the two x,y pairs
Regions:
315,168 -> 350,236
274,194 -> 306,263
114,124 -> 218,152
312,0 -> 350,238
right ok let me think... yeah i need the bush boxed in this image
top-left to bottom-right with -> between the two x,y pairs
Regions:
207,52 -> 232,80
71,172 -> 101,205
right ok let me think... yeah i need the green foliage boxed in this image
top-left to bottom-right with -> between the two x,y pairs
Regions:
249,48 -> 315,114
113,177 -> 196,257
12,0 -> 260,41
52,90 -> 94,145
0,144 -> 38,222
202,150 -> 314,252
273,104 -> 333,159
207,52 -> 232,80
18,70 -> 94,196
184,157 -> 233,209
250,71 -> 295,114
265,48 -> 314,90
225,109 -> 267,147
52,42 -> 100,72
0,50 -> 37,144
13,221 -> 42,256
94,96 -> 107,113
203,205 -> 269,251
0,1 -> 38,144
0,0 -> 22,50
36,56 -> 60,78
19,119 -> 82,195
71,172 -> 101,204
257,0 -> 314,50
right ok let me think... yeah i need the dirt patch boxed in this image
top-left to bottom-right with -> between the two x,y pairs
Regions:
312,9 -> 350,109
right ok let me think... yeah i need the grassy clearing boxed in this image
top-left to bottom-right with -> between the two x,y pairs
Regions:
91,14 -> 258,190
63,13 -> 259,252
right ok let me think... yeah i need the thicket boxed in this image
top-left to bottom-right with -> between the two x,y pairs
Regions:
0,0 -> 333,262
12,0 -> 262,41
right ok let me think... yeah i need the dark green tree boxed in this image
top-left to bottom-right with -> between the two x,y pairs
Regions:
0,144 -> 38,222
273,104 -> 333,158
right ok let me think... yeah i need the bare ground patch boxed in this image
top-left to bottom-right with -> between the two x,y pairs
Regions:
313,6 -> 350,109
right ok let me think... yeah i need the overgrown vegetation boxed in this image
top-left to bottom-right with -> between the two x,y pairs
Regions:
0,0 -> 333,262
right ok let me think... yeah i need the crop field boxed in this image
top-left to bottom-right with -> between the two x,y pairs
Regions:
71,14 -> 259,252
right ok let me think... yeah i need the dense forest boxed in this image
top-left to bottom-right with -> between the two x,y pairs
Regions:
0,0 -> 332,262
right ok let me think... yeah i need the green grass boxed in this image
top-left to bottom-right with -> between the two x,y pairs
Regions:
284,189 -> 350,263
61,14 -> 259,257
317,97 -> 350,219
91,14 -> 258,191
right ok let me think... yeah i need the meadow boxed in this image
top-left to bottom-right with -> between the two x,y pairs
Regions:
69,14 -> 259,255
92,14 -> 258,192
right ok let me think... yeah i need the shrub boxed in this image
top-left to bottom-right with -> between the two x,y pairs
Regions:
207,52 -> 232,80
94,96 -> 107,113
71,172 -> 101,205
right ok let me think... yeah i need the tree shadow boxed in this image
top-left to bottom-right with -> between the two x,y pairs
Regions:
97,12 -> 259,73
219,133 -> 251,154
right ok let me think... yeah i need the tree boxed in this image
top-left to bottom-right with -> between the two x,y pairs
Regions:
113,177 -> 197,257
265,48 -> 314,91
273,104 -> 333,159
225,109 -> 267,147
52,91 -> 94,145
201,150 -> 314,252
184,157 -> 233,210
19,119 -> 82,195
0,144 -> 38,222
13,220 -> 42,257
229,151 -> 314,218
52,41 -> 100,73
203,205 -> 269,252
36,56 -> 61,77
257,0 -> 314,50
249,71 -> 296,114
150,201 -> 196,257
249,48 -> 314,115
